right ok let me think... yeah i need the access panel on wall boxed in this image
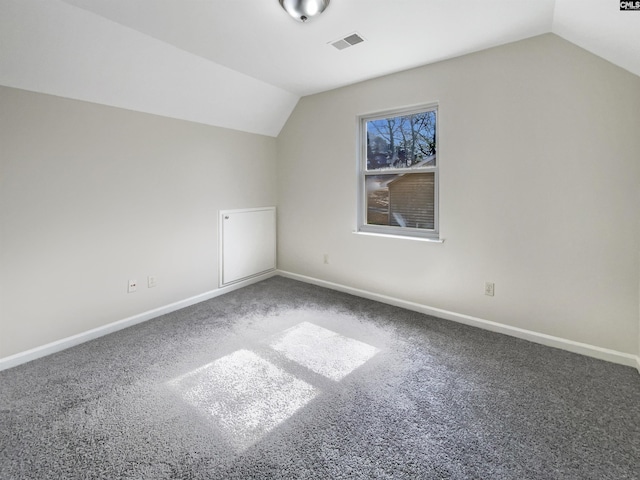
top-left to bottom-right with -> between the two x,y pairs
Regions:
219,207 -> 276,286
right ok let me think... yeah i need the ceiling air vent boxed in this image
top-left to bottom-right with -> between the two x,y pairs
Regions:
330,32 -> 365,50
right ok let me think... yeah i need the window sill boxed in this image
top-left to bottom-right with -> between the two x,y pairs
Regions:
352,231 -> 444,243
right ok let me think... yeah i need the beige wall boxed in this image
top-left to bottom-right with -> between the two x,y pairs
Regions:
277,34 -> 640,355
0,86 -> 277,358
2,33 -> 639,362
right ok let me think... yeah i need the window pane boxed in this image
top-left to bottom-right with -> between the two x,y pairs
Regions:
366,173 -> 435,229
366,110 -> 436,171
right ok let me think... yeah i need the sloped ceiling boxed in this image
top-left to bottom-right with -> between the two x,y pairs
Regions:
1,0 -> 638,137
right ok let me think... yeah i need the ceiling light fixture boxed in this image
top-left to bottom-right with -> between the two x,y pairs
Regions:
279,0 -> 330,23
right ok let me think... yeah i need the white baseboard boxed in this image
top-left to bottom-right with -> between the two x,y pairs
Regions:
278,270 -> 640,373
0,270 -> 277,372
3,269 -> 638,375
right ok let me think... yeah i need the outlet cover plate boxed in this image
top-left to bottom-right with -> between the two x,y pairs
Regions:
485,282 -> 495,296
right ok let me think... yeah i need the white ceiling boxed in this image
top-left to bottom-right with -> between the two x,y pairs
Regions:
1,0 -> 639,137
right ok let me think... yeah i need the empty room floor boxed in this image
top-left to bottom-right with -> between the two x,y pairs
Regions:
1,277 -> 638,479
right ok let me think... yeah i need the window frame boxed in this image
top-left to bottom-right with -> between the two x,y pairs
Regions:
357,103 -> 439,240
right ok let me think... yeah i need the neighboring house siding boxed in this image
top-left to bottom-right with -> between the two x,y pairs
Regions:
388,173 -> 434,229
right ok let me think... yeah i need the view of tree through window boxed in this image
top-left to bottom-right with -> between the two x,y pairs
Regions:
361,107 -> 438,237
366,110 -> 436,170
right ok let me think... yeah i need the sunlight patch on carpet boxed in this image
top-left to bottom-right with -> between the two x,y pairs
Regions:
269,322 -> 379,381
167,349 -> 318,451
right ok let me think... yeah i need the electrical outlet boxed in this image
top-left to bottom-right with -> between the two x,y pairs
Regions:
323,254 -> 329,264
128,279 -> 137,293
485,282 -> 495,297
148,275 -> 157,288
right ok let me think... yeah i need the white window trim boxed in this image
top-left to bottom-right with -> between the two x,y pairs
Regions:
357,103 -> 440,240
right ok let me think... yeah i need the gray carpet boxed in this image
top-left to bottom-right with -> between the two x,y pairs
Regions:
1,276 -> 639,479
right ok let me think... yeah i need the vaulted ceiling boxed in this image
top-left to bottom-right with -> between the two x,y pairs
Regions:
1,0 -> 638,137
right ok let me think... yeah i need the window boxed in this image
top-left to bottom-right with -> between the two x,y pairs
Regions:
358,104 -> 438,239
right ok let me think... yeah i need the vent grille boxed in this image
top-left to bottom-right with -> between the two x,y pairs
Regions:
344,33 -> 364,46
330,32 -> 365,50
